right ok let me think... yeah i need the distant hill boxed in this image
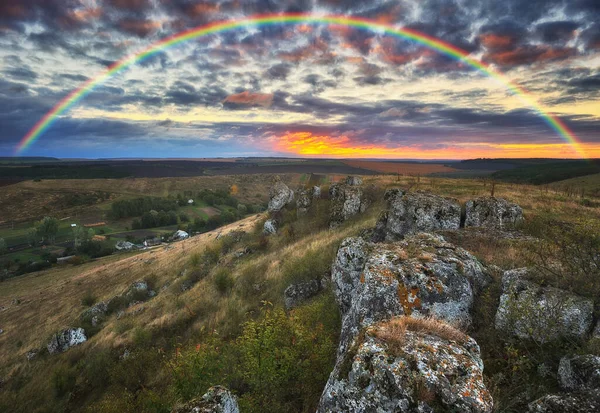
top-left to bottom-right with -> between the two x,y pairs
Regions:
0,157 -> 60,164
491,159 -> 600,185
550,172 -> 600,198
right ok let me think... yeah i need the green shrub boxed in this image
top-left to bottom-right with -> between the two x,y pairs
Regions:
52,366 -> 77,398
214,269 -> 234,294
81,290 -> 97,307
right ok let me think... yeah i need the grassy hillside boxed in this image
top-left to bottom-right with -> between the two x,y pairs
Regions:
549,172 -> 600,198
1,174 -> 599,412
491,159 -> 600,185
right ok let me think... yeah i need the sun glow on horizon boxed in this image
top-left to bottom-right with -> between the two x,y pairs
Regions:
272,131 -> 600,159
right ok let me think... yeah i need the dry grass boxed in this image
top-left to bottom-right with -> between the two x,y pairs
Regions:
373,316 -> 468,350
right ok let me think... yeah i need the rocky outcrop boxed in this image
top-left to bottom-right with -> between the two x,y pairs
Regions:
345,176 -> 363,186
495,269 -> 593,343
124,280 -> 156,301
296,188 -> 312,214
528,390 -> 600,413
527,354 -> 600,412
331,233 -> 489,355
47,328 -> 87,354
263,219 -> 278,235
268,178 -> 294,212
318,317 -> 493,413
465,197 -> 524,229
80,301 -> 108,327
558,355 -> 600,392
329,177 -> 370,228
373,190 -> 461,241
313,186 -> 321,198
284,278 -> 325,310
172,386 -> 239,413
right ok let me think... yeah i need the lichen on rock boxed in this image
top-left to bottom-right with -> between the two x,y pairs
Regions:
495,268 -> 594,343
47,328 -> 87,354
465,196 -> 524,229
318,317 -> 493,413
373,191 -> 461,242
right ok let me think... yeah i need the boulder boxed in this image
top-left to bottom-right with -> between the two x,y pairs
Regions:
284,278 -> 324,310
80,301 -> 108,325
373,191 -> 461,242
558,355 -> 600,391
47,328 -> 87,354
318,317 -> 493,413
173,230 -> 189,240
329,178 -> 370,228
528,390 -> 600,413
465,197 -> 524,229
172,385 -> 239,413
296,188 -> 312,213
124,280 -> 155,300
495,269 -> 594,343
345,176 -> 363,186
263,219 -> 278,235
313,186 -> 321,198
268,179 -> 294,212
332,233 -> 489,357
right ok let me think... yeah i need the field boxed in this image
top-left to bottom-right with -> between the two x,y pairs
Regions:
343,160 -> 456,175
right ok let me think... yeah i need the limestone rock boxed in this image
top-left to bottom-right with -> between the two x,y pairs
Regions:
345,176 -> 363,186
284,278 -> 323,310
268,179 -> 294,212
313,186 -> 321,198
296,188 -> 312,213
80,301 -> 108,325
263,219 -> 278,235
495,269 -> 593,343
558,355 -> 600,392
373,191 -> 461,242
329,178 -> 370,228
332,233 -> 489,356
318,319 -> 493,413
172,386 -> 239,413
465,197 -> 524,229
47,328 -> 87,354
528,390 -> 600,413
124,280 -> 155,301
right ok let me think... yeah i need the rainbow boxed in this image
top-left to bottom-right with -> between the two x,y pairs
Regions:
15,13 -> 587,157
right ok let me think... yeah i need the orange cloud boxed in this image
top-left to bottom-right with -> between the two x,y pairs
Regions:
272,132 -> 600,159
479,33 -> 515,50
223,91 -> 273,108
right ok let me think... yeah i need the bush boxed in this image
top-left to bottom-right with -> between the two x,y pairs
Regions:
81,290 -> 96,307
214,269 -> 234,294
282,246 -> 336,285
52,366 -> 77,398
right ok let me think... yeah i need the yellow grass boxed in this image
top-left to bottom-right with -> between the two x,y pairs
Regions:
374,316 -> 468,347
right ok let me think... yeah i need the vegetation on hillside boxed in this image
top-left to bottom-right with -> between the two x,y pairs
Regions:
0,174 -> 599,413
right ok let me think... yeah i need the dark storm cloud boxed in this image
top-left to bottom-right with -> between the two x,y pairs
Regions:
3,67 -> 38,81
165,82 -> 228,105
535,21 -> 579,43
266,63 -> 292,80
60,74 -> 90,82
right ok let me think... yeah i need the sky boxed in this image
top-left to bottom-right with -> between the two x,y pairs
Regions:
0,0 -> 599,159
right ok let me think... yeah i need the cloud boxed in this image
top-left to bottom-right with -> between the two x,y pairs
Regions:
223,91 -> 274,109
117,18 -> 161,37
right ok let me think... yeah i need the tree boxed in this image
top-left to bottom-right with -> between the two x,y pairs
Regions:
35,216 -> 59,245
72,226 -> 86,248
0,238 -> 6,255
